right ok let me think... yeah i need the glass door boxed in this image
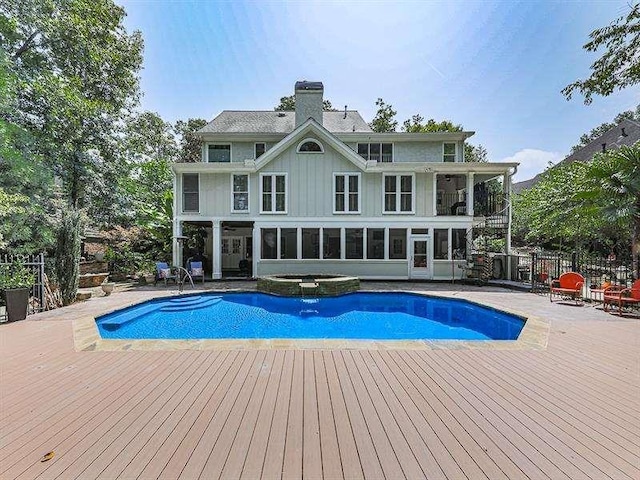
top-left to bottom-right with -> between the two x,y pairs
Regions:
410,236 -> 430,279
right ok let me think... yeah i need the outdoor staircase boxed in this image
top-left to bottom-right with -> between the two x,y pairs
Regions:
465,202 -> 511,284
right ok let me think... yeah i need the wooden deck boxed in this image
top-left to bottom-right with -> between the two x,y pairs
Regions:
0,283 -> 638,479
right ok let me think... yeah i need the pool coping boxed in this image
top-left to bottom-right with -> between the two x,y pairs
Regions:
72,290 -> 549,352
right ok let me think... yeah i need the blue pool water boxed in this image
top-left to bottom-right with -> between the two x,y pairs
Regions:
95,292 -> 524,341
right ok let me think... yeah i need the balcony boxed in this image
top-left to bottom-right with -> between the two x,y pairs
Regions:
436,191 -> 507,217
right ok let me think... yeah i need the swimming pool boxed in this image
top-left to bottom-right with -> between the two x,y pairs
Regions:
96,292 -> 525,341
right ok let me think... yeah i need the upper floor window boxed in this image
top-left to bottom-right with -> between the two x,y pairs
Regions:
383,174 -> 414,213
255,142 -> 266,159
207,144 -> 231,163
334,173 -> 360,213
357,143 -> 392,162
231,174 -> 249,212
443,142 -> 456,162
182,173 -> 199,212
297,139 -> 323,153
260,173 -> 287,213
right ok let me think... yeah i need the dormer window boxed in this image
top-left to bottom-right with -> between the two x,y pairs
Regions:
297,139 -> 324,153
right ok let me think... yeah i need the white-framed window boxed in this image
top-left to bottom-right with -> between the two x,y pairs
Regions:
260,173 -> 287,213
254,142 -> 266,159
296,138 -> 324,153
383,174 -> 414,213
333,173 -> 360,213
231,174 -> 249,212
207,143 -> 231,163
357,143 -> 393,162
182,173 -> 199,212
443,142 -> 456,162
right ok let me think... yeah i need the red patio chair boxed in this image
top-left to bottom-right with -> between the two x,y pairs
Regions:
603,279 -> 640,316
550,272 -> 585,305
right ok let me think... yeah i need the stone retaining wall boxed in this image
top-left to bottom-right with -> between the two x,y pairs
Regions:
257,276 -> 360,297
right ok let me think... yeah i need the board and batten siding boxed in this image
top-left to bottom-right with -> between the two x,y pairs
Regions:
182,140 -> 436,217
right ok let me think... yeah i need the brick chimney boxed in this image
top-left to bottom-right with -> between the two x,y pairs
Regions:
295,81 -> 323,127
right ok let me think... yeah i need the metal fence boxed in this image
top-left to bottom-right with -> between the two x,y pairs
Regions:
0,253 -> 45,321
509,251 -> 635,291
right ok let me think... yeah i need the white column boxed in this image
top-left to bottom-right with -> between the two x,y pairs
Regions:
384,227 -> 389,260
466,172 -> 475,217
252,224 -> 259,277
340,228 -> 346,260
297,227 -> 302,260
174,220 -> 183,267
212,220 -> 222,279
432,173 -> 438,216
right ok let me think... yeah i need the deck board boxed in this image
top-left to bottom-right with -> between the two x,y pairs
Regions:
1,282 -> 639,480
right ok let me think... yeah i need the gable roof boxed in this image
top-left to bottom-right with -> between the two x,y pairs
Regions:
198,110 -> 373,134
253,117 -> 368,171
513,118 -> 640,194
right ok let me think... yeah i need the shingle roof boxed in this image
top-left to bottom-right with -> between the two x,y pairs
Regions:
198,110 -> 373,134
513,119 -> 640,194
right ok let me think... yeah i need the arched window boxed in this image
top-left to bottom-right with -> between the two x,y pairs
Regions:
296,139 -> 324,153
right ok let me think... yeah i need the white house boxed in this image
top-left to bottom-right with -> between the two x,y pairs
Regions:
172,81 -> 517,280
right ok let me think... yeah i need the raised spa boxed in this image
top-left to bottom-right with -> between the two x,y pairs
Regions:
96,292 -> 525,341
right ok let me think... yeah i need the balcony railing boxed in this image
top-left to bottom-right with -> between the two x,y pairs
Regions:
437,193 -> 467,216
475,192 -> 507,217
436,192 -> 507,216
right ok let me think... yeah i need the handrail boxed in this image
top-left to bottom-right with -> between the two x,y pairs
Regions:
172,266 -> 195,292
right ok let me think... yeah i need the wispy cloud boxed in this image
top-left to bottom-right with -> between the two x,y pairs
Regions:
499,149 -> 564,182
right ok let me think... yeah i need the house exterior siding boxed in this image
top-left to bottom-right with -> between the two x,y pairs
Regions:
173,81 -> 517,280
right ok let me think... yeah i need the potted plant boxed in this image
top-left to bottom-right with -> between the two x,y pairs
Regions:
0,263 -> 36,322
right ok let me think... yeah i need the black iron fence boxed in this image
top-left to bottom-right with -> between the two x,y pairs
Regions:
0,253 -> 45,322
509,251 -> 635,291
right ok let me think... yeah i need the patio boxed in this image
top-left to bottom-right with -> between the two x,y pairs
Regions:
1,282 -> 638,479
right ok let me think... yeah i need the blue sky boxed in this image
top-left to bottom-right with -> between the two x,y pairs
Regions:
119,0 -> 637,181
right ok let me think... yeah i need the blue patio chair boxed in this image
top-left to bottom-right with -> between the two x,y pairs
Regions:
188,260 -> 205,284
155,262 -> 177,286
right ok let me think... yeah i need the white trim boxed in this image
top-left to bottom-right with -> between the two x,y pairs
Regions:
382,173 -> 415,214
206,142 -> 232,163
181,172 -> 200,214
332,172 -> 361,214
296,138 -> 324,153
254,142 -> 266,159
230,173 -> 250,213
443,142 -> 457,163
259,172 -> 288,214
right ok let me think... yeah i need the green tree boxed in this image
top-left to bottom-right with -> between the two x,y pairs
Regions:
175,118 -> 207,163
2,0 -> 144,300
369,98 -> 398,132
563,4 -> 640,104
512,161 -> 604,247
54,208 -> 82,306
0,48 -> 54,253
402,115 -> 462,133
578,144 -> 640,277
274,95 -> 337,111
117,111 -> 176,226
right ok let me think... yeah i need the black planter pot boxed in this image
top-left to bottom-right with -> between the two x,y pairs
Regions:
3,287 -> 29,322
